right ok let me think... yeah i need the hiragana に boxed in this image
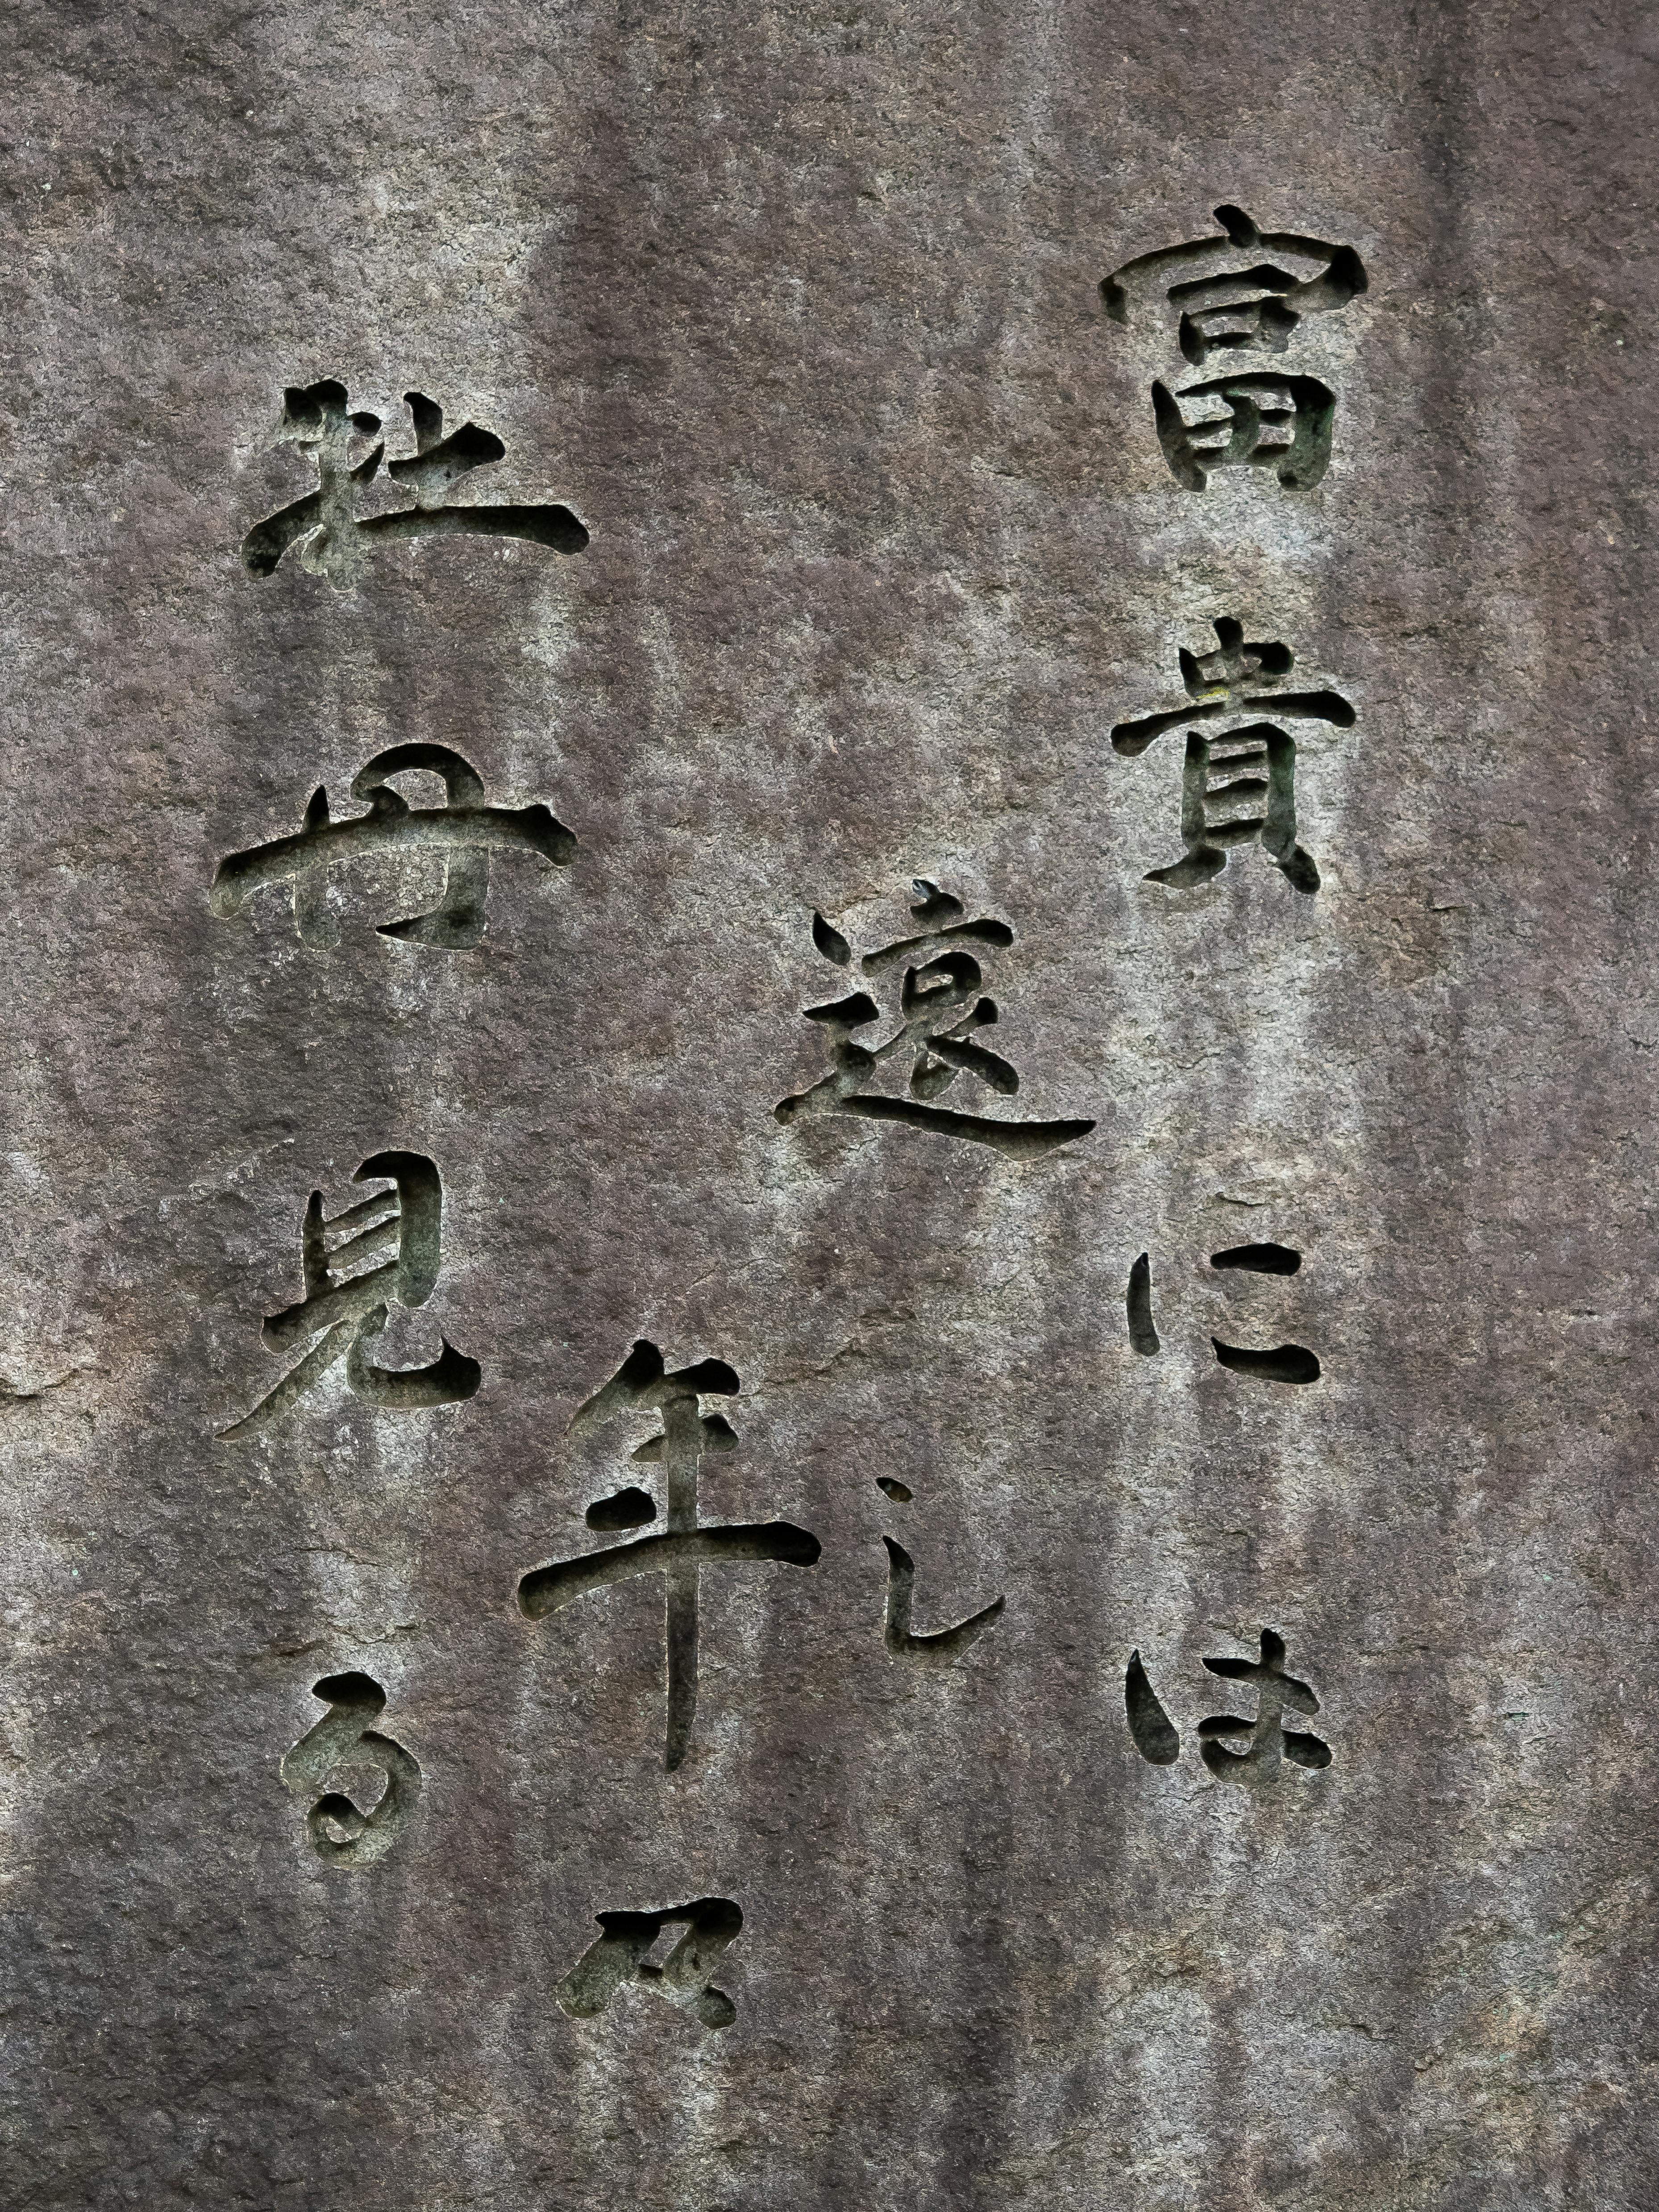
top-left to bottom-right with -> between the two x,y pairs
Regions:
1127,1239 -> 1321,1385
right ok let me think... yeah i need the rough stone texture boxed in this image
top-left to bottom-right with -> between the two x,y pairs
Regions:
4,3 -> 1657,2207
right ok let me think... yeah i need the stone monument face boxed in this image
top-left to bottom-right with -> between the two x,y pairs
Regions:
4,5 -> 1655,2208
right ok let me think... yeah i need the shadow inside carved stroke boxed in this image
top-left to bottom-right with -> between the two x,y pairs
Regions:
236,841 -> 448,945
838,1097 -> 1096,1159
812,911 -> 852,965
280,1671 -> 421,1868
586,1486 -> 657,1532
1210,1242 -> 1302,1275
347,1306 -> 481,1409
325,845 -> 447,926
632,1413 -> 736,1460
1211,1339 -> 1321,1386
240,382 -> 589,582
775,883 -> 1096,1160
881,1537 -> 1004,1667
519,1524 -> 822,1618
1127,1252 -> 1160,1355
557,1898 -> 744,2033
1125,1650 -> 1181,1764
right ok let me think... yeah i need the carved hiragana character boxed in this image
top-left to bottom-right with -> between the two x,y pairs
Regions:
218,1152 -> 481,1439
1101,204 -> 1367,491
1112,620 -> 1355,895
516,1341 -> 820,1771
1127,1240 -> 1321,1385
280,1671 -> 422,1867
775,881 -> 1096,1160
1198,1629 -> 1332,1783
1124,1632 -> 1333,1784
557,1898 -> 744,2032
875,1478 -> 1005,1666
241,382 -> 588,584
211,742 -> 577,950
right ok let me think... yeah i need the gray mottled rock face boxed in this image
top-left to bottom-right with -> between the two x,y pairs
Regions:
4,3 -> 1656,2207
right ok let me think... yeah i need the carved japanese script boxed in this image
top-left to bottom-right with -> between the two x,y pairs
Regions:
219,1151 -> 480,1439
517,1341 -> 819,1771
776,881 -> 1097,1160
280,1671 -> 422,1867
1102,205 -> 1367,491
1127,1239 -> 1322,1385
1113,620 -> 1355,896
1127,1633 -> 1333,1784
877,1480 -> 1005,1667
557,1898 -> 744,2033
241,382 -> 588,583
211,742 -> 576,950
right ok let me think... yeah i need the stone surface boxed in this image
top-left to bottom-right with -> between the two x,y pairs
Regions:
4,4 -> 1657,2207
